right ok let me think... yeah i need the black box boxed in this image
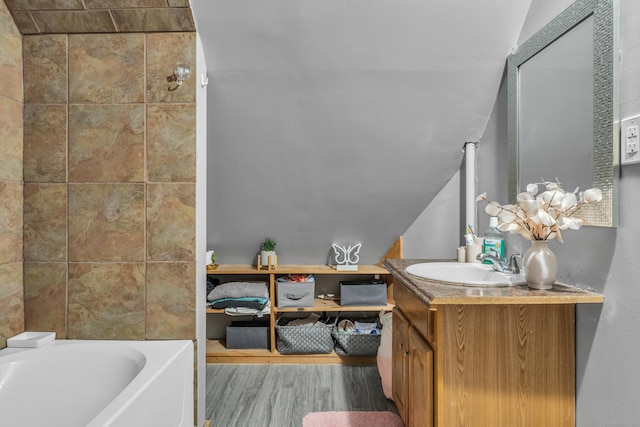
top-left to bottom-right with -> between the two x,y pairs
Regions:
226,321 -> 270,349
339,280 -> 387,306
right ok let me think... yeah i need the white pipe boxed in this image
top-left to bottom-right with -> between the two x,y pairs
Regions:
464,142 -> 477,236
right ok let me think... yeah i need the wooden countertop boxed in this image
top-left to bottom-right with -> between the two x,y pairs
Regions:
383,259 -> 604,306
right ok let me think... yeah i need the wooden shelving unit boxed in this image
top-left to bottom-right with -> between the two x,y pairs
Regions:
205,263 -> 392,364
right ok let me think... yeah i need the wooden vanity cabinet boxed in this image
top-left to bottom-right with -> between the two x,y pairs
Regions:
392,308 -> 410,421
393,306 -> 434,427
393,279 -> 577,427
393,288 -> 436,427
407,326 -> 433,427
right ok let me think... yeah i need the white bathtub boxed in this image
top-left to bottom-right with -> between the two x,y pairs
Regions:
0,339 -> 193,427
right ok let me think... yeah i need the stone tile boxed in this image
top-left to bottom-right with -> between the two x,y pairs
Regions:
68,262 -> 145,340
111,8 -> 195,32
24,262 -> 67,337
8,11 -> 39,34
146,262 -> 196,339
0,182 -> 22,264
23,184 -> 67,262
69,33 -> 143,103
23,35 -> 68,104
69,104 -> 144,182
24,104 -> 67,182
147,104 -> 196,182
85,0 -> 167,7
0,95 -> 23,181
31,10 -> 116,33
0,11 -> 23,102
147,183 -> 196,261
0,262 -> 24,349
68,184 -> 145,262
0,0 -> 9,15
168,0 -> 190,7
146,32 -> 196,103
5,0 -> 84,10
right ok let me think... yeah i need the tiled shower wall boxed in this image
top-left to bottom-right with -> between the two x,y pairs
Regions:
0,1 -> 24,349
22,31 -> 197,341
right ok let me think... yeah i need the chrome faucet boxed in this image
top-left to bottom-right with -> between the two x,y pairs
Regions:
476,250 -> 522,274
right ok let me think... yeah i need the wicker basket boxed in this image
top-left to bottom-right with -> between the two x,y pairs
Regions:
332,318 -> 382,356
275,316 -> 336,354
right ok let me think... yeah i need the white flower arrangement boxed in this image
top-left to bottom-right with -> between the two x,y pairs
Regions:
476,179 -> 603,242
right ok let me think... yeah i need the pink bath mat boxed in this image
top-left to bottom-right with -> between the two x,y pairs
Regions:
302,411 -> 404,427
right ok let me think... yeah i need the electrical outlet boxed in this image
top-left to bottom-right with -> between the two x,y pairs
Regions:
627,125 -> 639,153
621,115 -> 640,165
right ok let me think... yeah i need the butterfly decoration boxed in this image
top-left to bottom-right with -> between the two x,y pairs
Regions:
332,243 -> 362,266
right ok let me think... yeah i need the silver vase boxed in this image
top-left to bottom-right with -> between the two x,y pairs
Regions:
523,240 -> 558,290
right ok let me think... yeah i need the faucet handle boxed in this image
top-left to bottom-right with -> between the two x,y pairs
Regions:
488,248 -> 502,259
508,254 -> 523,274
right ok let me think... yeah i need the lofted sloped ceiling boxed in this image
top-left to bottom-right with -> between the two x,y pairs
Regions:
192,0 -> 531,265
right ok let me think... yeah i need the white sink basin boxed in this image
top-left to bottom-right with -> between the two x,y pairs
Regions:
405,262 -> 526,287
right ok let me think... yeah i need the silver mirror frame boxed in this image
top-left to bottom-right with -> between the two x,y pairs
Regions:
507,0 -> 619,227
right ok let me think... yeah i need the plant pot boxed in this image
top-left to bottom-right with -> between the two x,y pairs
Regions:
523,240 -> 558,290
260,250 -> 276,266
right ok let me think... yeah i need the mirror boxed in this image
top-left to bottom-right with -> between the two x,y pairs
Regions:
507,0 -> 619,227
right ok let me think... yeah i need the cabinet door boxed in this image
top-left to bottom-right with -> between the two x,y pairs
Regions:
408,326 -> 433,427
392,307 -> 410,423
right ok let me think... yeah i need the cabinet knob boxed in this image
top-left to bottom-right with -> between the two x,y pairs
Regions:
398,342 -> 404,349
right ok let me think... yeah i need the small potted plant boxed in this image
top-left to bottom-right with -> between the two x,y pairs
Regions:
260,238 -> 277,267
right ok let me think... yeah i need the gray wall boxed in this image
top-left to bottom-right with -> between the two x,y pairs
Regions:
194,0 -> 530,265
477,0 -> 640,424
403,170 -> 462,260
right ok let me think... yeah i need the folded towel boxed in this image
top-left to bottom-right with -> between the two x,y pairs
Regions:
209,297 -> 268,310
225,302 -> 271,317
207,281 -> 268,301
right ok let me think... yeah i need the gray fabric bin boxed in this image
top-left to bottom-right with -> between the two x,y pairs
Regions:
340,280 -> 387,306
226,321 -> 269,349
276,279 -> 315,308
332,318 -> 382,356
275,316 -> 336,354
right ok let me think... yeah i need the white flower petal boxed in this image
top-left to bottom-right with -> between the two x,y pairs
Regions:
560,192 -> 577,211
583,188 -> 603,203
517,191 -> 534,202
526,183 -> 539,196
475,192 -> 487,202
522,200 -> 539,216
485,201 -> 502,216
535,210 -> 556,226
538,191 -> 552,205
498,210 -> 517,223
561,216 -> 582,230
540,190 -> 564,207
498,223 -> 520,232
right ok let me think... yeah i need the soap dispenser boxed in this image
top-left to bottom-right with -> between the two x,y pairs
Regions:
482,217 -> 505,263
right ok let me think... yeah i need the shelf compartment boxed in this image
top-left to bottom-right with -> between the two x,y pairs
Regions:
205,263 -> 392,364
207,264 -> 388,276
274,298 -> 394,313
205,339 -> 376,365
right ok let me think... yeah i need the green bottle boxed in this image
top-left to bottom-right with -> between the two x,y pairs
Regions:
482,217 -> 505,263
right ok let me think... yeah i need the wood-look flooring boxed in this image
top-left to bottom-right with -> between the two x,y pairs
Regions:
205,364 -> 398,427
